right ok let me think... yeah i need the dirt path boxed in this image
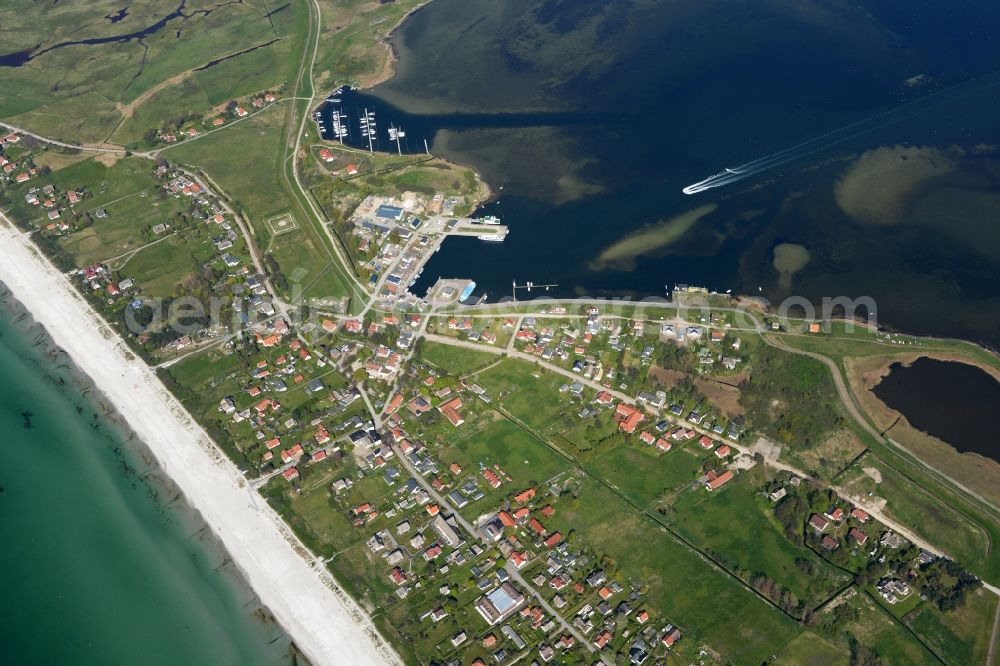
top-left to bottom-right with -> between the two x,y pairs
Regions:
115,69 -> 196,120
990,592 -> 1000,665
764,334 -> 1000,522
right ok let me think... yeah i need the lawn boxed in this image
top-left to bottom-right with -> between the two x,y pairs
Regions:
434,418 -> 571,519
840,457 -> 994,579
904,586 -> 998,666
838,592 -> 940,666
587,442 -> 705,507
165,104 -> 291,224
419,340 -> 498,377
549,478 -> 802,664
773,631 -> 849,666
474,359 -> 578,434
669,468 -> 853,611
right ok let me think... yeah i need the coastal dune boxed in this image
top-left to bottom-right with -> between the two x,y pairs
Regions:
0,216 -> 394,666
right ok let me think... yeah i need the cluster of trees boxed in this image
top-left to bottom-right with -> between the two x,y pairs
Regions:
562,428 -> 624,461
849,640 -> 887,666
772,490 -> 812,545
853,543 -> 919,586
264,252 -> 289,292
648,343 -> 699,376
741,343 -> 843,446
143,112 -> 206,144
919,558 -> 981,611
748,573 -> 807,617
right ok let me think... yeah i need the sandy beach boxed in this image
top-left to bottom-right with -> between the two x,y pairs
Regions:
0,215 -> 398,666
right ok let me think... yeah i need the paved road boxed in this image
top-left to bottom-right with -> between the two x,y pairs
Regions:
0,121 -> 127,154
504,559 -> 596,654
285,0 -> 369,308
421,332 -> 968,567
423,332 -> 636,405
388,426 -> 594,651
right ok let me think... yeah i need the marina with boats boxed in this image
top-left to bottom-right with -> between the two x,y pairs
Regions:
314,87 -> 418,156
314,88 -> 510,308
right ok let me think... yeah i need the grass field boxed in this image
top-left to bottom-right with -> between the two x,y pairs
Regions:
587,443 -> 704,506
838,592 -> 940,666
165,345 -> 255,422
1,1 -> 299,145
772,631 -> 849,666
548,477 -> 802,663
165,104 -> 290,223
473,359 -> 577,432
164,102 -> 358,305
121,232 -> 216,297
110,77 -> 213,146
167,346 -> 246,389
741,337 -> 846,451
2,157 -> 154,225
434,418 -> 571,518
904,586 -> 997,666
266,221 -> 336,295
113,6 -> 303,146
312,0 -> 426,90
419,341 -> 498,376
29,148 -> 95,172
0,155 -> 216,293
669,468 -> 853,610
840,456 -> 995,580
780,322 -> 1000,374
61,190 -> 186,267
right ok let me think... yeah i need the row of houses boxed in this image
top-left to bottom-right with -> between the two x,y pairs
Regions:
157,91 -> 277,144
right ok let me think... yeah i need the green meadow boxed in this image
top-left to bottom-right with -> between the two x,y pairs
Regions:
548,478 -> 802,664
419,340 -> 498,377
669,468 -> 854,611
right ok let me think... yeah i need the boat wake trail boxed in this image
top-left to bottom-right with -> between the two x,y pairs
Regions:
682,68 -> 1000,195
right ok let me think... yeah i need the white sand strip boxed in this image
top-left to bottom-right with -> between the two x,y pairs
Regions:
0,216 -> 398,666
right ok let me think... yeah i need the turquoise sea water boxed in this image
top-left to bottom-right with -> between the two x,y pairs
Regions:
0,294 -> 295,666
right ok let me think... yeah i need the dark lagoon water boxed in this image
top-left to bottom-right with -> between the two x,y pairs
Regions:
320,0 -> 1000,347
874,357 -> 1000,461
0,295 -> 295,666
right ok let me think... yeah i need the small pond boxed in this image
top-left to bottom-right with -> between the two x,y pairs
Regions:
873,357 -> 1000,462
